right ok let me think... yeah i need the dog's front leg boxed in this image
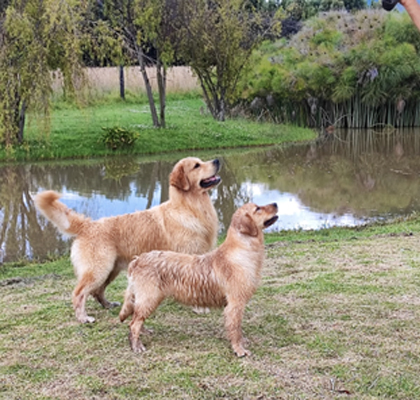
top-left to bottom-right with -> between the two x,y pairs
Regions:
224,301 -> 251,357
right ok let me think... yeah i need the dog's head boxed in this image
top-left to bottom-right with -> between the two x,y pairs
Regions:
170,157 -> 221,192
230,202 -> 278,237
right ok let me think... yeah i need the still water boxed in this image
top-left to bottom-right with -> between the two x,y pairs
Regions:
1,128 -> 420,263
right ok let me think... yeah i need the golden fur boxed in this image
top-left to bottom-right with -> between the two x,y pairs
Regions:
34,157 -> 221,323
119,202 -> 278,357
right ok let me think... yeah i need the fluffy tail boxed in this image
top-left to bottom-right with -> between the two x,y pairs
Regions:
119,262 -> 138,322
34,190 -> 89,237
119,285 -> 135,322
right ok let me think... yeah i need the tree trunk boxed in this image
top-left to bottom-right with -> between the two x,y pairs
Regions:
136,45 -> 160,127
156,60 -> 166,129
195,71 -> 227,121
119,65 -> 125,100
197,75 -> 216,118
218,97 -> 226,122
17,100 -> 26,144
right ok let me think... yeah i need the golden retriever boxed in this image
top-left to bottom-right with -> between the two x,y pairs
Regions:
34,157 -> 221,323
119,202 -> 278,357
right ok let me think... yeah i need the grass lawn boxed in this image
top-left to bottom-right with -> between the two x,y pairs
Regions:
1,217 -> 420,399
0,96 -> 315,162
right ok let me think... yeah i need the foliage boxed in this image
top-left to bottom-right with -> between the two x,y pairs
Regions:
281,0 -> 368,21
176,0 -> 283,122
80,2 -> 125,68
248,0 -> 282,11
100,126 -> 139,150
241,9 -> 420,128
0,0 -> 87,146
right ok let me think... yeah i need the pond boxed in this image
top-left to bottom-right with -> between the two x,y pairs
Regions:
1,127 -> 420,263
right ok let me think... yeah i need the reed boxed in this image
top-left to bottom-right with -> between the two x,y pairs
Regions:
243,9 -> 420,129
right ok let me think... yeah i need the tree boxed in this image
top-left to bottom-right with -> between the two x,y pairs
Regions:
0,0 -> 87,146
103,0 -> 179,128
178,0 -> 282,121
343,0 -> 367,11
318,0 -> 346,11
0,0 -> 11,14
248,0 -> 281,11
281,0 -> 367,21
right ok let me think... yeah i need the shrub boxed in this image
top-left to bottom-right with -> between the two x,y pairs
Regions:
241,10 -> 420,128
100,126 -> 139,150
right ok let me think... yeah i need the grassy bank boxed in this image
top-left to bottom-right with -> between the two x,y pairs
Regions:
1,216 -> 420,399
0,96 -> 315,162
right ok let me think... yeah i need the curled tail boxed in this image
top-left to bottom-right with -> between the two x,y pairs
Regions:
119,259 -> 139,322
34,190 -> 89,237
119,284 -> 135,322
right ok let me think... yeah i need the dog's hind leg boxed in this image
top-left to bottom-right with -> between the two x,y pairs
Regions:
72,271 -> 98,323
128,291 -> 164,353
224,300 -> 251,357
71,247 -> 119,323
92,261 -> 125,309
129,312 -> 147,353
71,239 -> 117,322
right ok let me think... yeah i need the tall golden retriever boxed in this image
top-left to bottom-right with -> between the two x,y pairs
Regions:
119,202 -> 278,357
34,157 -> 221,323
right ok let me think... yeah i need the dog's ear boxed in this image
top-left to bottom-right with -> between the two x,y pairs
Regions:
235,213 -> 258,237
170,164 -> 190,191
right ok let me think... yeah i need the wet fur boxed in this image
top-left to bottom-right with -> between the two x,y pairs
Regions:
120,202 -> 278,357
34,157 -> 221,323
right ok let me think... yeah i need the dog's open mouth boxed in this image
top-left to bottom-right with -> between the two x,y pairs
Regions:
200,175 -> 221,189
264,215 -> 278,228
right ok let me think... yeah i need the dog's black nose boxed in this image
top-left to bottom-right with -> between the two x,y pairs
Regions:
272,203 -> 278,210
213,159 -> 220,168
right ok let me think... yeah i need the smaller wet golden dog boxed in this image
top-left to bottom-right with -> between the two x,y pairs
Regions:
120,202 -> 278,357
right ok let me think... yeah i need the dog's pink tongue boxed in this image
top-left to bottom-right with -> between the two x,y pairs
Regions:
203,176 -> 218,183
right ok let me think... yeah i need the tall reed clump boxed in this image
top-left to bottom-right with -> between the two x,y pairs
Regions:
241,9 -> 420,129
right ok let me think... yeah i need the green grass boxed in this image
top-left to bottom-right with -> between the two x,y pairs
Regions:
265,213 -> 420,245
0,96 -> 315,162
2,217 -> 420,399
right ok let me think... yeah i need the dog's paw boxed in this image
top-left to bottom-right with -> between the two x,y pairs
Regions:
129,332 -> 147,353
82,316 -> 96,323
234,347 -> 251,358
132,343 -> 147,353
192,306 -> 210,314
141,326 -> 154,335
104,301 -> 121,309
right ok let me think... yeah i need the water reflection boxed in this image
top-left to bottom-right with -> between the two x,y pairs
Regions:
1,127 -> 420,263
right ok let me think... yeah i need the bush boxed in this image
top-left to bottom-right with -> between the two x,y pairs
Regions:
241,10 -> 420,128
100,126 -> 139,150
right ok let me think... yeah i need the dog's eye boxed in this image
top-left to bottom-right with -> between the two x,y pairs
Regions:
194,163 -> 200,169
255,206 -> 261,212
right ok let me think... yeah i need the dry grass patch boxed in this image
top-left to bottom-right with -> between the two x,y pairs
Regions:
52,66 -> 199,97
1,233 -> 420,398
